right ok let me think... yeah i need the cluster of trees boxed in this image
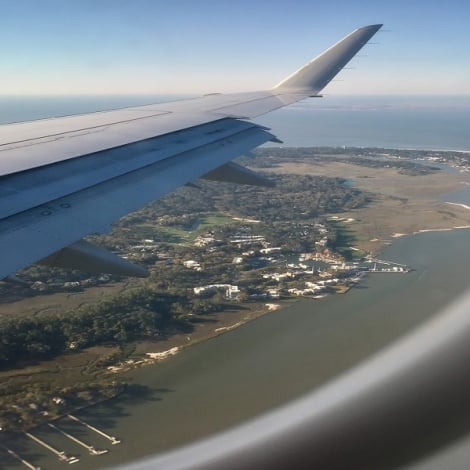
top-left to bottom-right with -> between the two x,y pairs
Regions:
210,174 -> 369,221
111,172 -> 369,232
0,288 -> 213,367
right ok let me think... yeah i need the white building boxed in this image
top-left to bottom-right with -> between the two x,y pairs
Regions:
194,284 -> 240,300
184,260 -> 202,271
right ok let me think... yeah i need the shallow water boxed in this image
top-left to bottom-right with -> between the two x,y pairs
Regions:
6,229 -> 470,469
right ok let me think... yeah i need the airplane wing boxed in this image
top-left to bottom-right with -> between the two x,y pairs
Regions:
0,24 -> 381,279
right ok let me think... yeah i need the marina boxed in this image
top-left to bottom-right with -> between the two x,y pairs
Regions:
47,423 -> 108,456
66,415 -> 121,445
25,431 -> 79,464
0,414 -> 121,470
368,262 -> 409,273
0,443 -> 42,470
1,413 -> 122,468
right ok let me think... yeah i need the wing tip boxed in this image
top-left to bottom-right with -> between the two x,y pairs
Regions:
359,23 -> 383,30
273,23 -> 383,93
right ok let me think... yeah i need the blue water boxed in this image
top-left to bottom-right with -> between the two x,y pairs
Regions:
0,94 -> 192,124
255,95 -> 470,151
1,94 -> 470,151
444,184 -> 470,205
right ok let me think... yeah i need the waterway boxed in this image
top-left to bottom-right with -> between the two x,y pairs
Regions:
5,228 -> 470,469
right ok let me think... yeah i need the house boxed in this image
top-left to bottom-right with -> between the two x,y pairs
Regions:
194,284 -> 240,300
184,260 -> 202,270
226,285 -> 240,300
266,289 -> 280,299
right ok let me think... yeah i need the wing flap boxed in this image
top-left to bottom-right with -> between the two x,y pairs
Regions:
0,118 -> 257,220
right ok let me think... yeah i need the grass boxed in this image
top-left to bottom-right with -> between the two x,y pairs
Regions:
198,214 -> 237,230
135,213 -> 241,245
329,221 -> 362,261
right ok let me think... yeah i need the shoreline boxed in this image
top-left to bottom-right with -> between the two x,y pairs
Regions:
16,223 -> 470,469
2,154 -> 470,438
3,164 -> 469,381
0,303 -> 287,435
133,224 -> 470,364
128,302 -> 285,359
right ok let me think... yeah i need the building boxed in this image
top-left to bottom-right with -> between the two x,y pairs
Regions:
194,284 -> 240,300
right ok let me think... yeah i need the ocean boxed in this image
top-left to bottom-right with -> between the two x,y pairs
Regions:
256,95 -> 470,151
1,94 -> 470,151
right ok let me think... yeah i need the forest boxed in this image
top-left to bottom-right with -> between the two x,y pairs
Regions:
0,288 -> 213,367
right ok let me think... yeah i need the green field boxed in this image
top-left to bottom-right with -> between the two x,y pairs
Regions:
135,213 -> 240,245
328,220 -> 365,260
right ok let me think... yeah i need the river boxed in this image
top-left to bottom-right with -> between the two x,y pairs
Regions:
5,228 -> 470,469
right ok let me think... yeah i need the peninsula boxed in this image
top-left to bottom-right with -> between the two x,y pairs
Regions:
0,146 -> 469,434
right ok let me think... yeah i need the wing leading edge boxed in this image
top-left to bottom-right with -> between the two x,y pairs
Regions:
0,24 -> 382,279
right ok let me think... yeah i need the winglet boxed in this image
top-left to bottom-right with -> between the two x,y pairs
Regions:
273,24 -> 382,95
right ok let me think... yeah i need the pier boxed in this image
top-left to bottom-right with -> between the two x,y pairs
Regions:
367,257 -> 408,268
24,431 -> 79,464
48,423 -> 108,455
369,262 -> 409,273
67,414 -> 121,444
365,256 -> 410,273
0,443 -> 42,470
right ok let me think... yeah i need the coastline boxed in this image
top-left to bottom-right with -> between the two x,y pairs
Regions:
16,226 -> 470,470
2,153 -> 470,440
123,302 -> 285,362
267,158 -> 470,256
3,157 -> 470,374
3,149 -> 470,468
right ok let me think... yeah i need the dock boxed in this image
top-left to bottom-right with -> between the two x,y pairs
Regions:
372,257 -> 408,267
67,414 -> 121,444
24,431 -> 79,464
368,261 -> 409,273
48,423 -> 108,455
0,443 -> 42,470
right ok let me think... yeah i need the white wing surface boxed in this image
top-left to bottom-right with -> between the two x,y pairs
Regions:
0,24 -> 381,279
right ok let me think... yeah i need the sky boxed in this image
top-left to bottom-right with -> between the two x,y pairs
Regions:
1,0 -> 470,95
